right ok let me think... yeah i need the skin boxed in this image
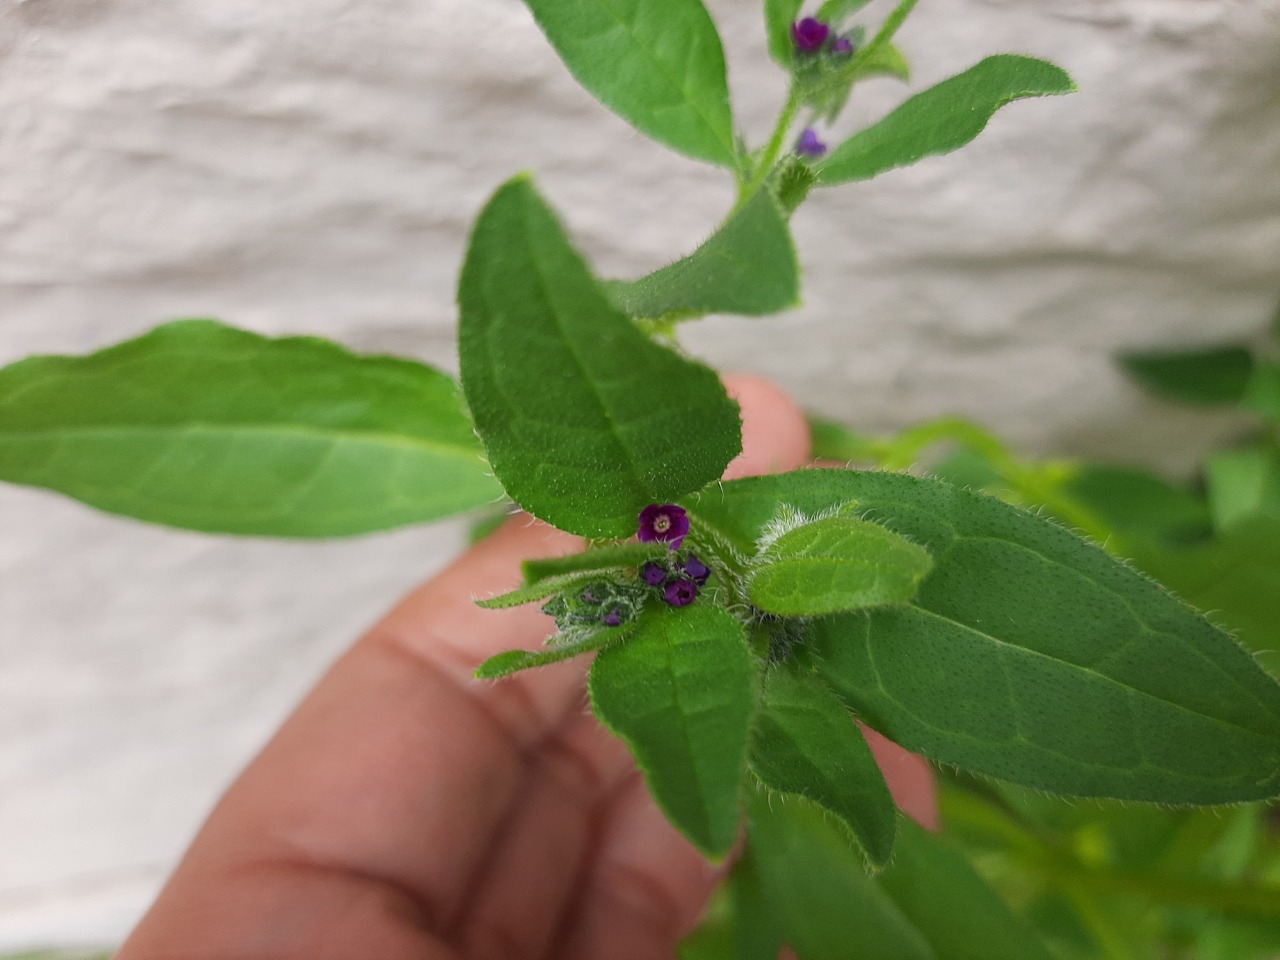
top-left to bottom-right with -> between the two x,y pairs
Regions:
118,375 -> 936,960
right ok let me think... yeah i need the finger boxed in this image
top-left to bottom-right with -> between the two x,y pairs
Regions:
553,772 -> 723,960
860,723 -> 939,830
722,374 -> 812,480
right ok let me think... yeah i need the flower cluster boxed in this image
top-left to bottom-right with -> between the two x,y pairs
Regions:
542,577 -> 645,632
790,17 -> 858,58
636,504 -> 712,607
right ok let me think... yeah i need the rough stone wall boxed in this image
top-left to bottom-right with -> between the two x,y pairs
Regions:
1,0 -> 1278,946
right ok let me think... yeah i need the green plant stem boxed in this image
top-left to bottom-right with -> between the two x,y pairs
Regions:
854,0 -> 919,69
743,89 -> 801,201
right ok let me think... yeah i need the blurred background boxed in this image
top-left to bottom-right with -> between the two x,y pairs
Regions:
2,0 -> 1279,950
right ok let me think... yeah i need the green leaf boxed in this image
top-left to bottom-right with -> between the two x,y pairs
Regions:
764,0 -> 803,68
679,848 -> 783,960
852,40 -> 910,82
815,55 -> 1076,186
458,176 -> 742,539
605,190 -> 799,320
1130,518 -> 1280,678
475,631 -> 620,679
690,469 -> 1280,803
817,0 -> 874,23
748,512 -> 933,616
0,320 -> 500,536
1061,464 -> 1211,547
1120,345 -> 1255,407
1244,361 -> 1280,420
589,603 -> 756,856
523,542 -> 669,582
749,792 -> 1056,960
521,0 -> 738,167
1205,447 -> 1280,533
750,663 -> 897,867
475,571 -> 604,609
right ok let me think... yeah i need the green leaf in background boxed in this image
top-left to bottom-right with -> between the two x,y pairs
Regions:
475,630 -> 621,679
750,663 -> 898,867
817,0 -> 875,23
852,40 -> 910,82
690,469 -> 1280,803
606,190 -> 799,321
815,55 -> 1075,185
1205,446 -> 1280,533
589,603 -> 756,857
764,0 -> 803,68
1131,517 -> 1280,678
749,793 -> 1054,960
1120,345 -> 1255,407
748,512 -> 933,616
458,176 -> 741,538
523,542 -> 668,582
521,0 -> 738,168
1245,360 -> 1280,419
1061,463 -> 1212,547
679,848 -> 784,960
0,320 -> 500,536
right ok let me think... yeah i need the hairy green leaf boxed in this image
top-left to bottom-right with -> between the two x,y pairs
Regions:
523,542 -> 669,582
475,631 -> 621,679
816,55 -> 1075,185
0,320 -> 500,536
521,0 -> 738,167
475,571 -> 603,609
606,191 -> 799,320
458,176 -> 741,538
1120,345 -> 1255,407
764,0 -> 803,68
749,513 -> 933,616
749,793 -> 1055,960
690,469 -> 1280,803
590,603 -> 755,856
751,664 -> 897,867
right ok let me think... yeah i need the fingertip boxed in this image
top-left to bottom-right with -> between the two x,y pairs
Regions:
721,374 -> 812,480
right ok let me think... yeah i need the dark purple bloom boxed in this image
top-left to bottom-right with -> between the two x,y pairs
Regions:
791,17 -> 829,54
663,578 -> 699,607
682,553 -> 711,586
637,503 -> 690,550
832,35 -> 854,55
795,128 -> 827,159
603,606 -> 624,627
641,560 -> 667,586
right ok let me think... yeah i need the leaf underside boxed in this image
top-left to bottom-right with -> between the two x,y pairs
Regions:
0,320 -> 500,536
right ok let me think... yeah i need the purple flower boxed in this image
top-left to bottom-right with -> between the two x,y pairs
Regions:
663,578 -> 700,607
791,17 -> 829,54
603,606 -> 624,627
637,503 -> 690,550
682,553 -> 711,586
795,128 -> 827,159
832,35 -> 854,55
641,560 -> 667,586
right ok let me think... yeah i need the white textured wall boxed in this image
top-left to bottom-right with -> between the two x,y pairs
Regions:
2,0 -> 1279,948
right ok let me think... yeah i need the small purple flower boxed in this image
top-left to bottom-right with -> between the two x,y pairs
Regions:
637,503 -> 690,550
832,35 -> 854,56
602,606 -> 624,627
663,578 -> 700,607
795,128 -> 827,159
641,560 -> 667,586
791,17 -> 829,54
682,553 -> 711,586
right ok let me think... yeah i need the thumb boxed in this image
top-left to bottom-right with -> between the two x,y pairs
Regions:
721,374 -> 812,480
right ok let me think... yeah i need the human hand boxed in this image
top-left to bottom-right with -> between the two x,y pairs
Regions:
117,375 -> 936,960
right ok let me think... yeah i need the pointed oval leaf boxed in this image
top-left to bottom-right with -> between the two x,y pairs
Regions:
691,469 -> 1280,803
523,542 -> 670,583
476,630 -> 622,679
749,513 -> 933,616
749,793 -> 1056,960
0,320 -> 500,536
1120,345 -> 1255,407
606,190 -> 799,320
521,0 -> 738,167
816,55 -> 1076,185
589,603 -> 756,856
751,664 -> 897,867
764,0 -> 803,68
458,177 -> 741,538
